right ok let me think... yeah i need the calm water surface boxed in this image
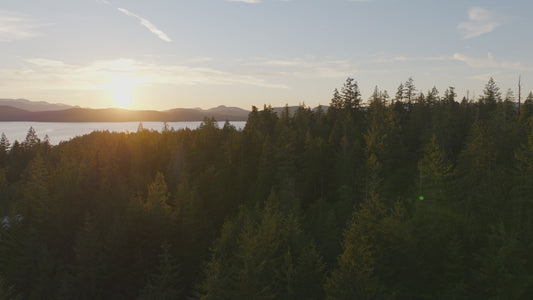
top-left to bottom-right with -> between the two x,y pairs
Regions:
0,121 -> 246,145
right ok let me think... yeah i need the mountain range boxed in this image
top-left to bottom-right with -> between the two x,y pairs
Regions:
0,99 -> 329,122
0,99 -> 250,122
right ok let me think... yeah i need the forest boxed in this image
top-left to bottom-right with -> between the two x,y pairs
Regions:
1,77 -> 533,299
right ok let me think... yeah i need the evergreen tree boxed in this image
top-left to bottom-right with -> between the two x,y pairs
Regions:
325,196 -> 386,299
418,134 -> 452,202
198,191 -> 325,299
443,86 -> 457,103
139,242 -> 182,300
144,171 -> 171,213
473,224 -> 532,299
340,77 -> 361,110
0,133 -> 9,164
22,127 -> 40,150
395,82 -> 404,103
426,86 -> 439,104
14,153 -> 50,224
482,77 -> 502,104
329,88 -> 342,111
404,77 -> 416,104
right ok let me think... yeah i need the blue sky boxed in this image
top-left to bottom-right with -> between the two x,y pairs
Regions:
1,0 -> 532,110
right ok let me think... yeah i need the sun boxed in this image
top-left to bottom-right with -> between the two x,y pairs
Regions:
109,78 -> 134,108
113,88 -> 133,108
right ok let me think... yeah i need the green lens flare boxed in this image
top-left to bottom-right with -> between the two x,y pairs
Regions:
419,196 -> 424,200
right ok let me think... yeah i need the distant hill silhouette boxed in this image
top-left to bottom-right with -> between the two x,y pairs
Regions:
0,99 -> 328,122
0,99 -> 250,122
0,106 -> 250,122
271,105 -> 329,116
0,98 -> 75,112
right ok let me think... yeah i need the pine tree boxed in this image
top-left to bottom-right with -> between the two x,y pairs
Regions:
325,196 -> 386,299
443,86 -> 457,103
0,133 -> 9,158
340,77 -> 361,110
13,153 -> 50,224
363,124 -> 385,200
139,242 -> 182,300
418,135 -> 452,201
456,119 -> 505,219
22,127 -> 40,150
473,224 -> 531,299
144,171 -> 171,213
513,126 -> 533,227
426,86 -> 439,104
395,82 -> 404,104
198,191 -> 325,299
292,244 -> 326,300
66,214 -> 109,300
329,88 -> 342,111
404,77 -> 416,104
482,77 -> 502,104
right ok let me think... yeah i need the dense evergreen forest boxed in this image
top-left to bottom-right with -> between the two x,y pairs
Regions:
1,77 -> 533,299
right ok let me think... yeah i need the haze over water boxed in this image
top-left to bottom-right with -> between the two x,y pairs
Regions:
0,121 -> 246,145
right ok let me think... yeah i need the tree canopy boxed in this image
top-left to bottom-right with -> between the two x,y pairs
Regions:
0,77 -> 532,299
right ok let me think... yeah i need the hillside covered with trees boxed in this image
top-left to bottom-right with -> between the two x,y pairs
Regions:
1,77 -> 533,299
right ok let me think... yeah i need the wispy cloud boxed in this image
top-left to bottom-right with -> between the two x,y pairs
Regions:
25,58 -> 69,68
375,55 -> 450,63
468,72 -> 499,82
96,0 -> 111,4
117,8 -> 172,42
0,11 -> 42,42
452,52 -> 527,70
3,57 -> 287,90
457,7 -> 501,39
2,56 -> 359,94
248,57 -> 357,78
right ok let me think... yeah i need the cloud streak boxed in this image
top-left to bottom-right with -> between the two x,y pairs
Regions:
3,57 -> 286,91
457,7 -> 501,39
248,57 -> 357,79
117,8 -> 172,42
0,10 -> 42,42
452,52 -> 527,70
375,55 -> 450,63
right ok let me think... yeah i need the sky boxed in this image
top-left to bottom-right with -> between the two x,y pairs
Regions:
1,0 -> 533,110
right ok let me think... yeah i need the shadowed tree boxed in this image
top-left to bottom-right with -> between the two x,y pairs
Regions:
395,82 -> 404,104
418,134 -> 452,202
22,127 -> 40,151
144,171 -> 171,214
325,196 -> 387,299
340,77 -> 361,111
198,191 -> 325,300
404,77 -> 416,104
0,133 -> 9,167
478,78 -> 501,121
426,86 -> 439,104
139,242 -> 182,300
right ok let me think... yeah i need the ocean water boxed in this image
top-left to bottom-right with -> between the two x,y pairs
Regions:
0,121 -> 246,145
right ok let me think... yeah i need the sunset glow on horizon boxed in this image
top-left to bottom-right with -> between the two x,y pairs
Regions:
108,77 -> 134,109
1,0 -> 533,110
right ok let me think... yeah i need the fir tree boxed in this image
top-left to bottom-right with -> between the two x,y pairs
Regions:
139,242 -> 182,300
